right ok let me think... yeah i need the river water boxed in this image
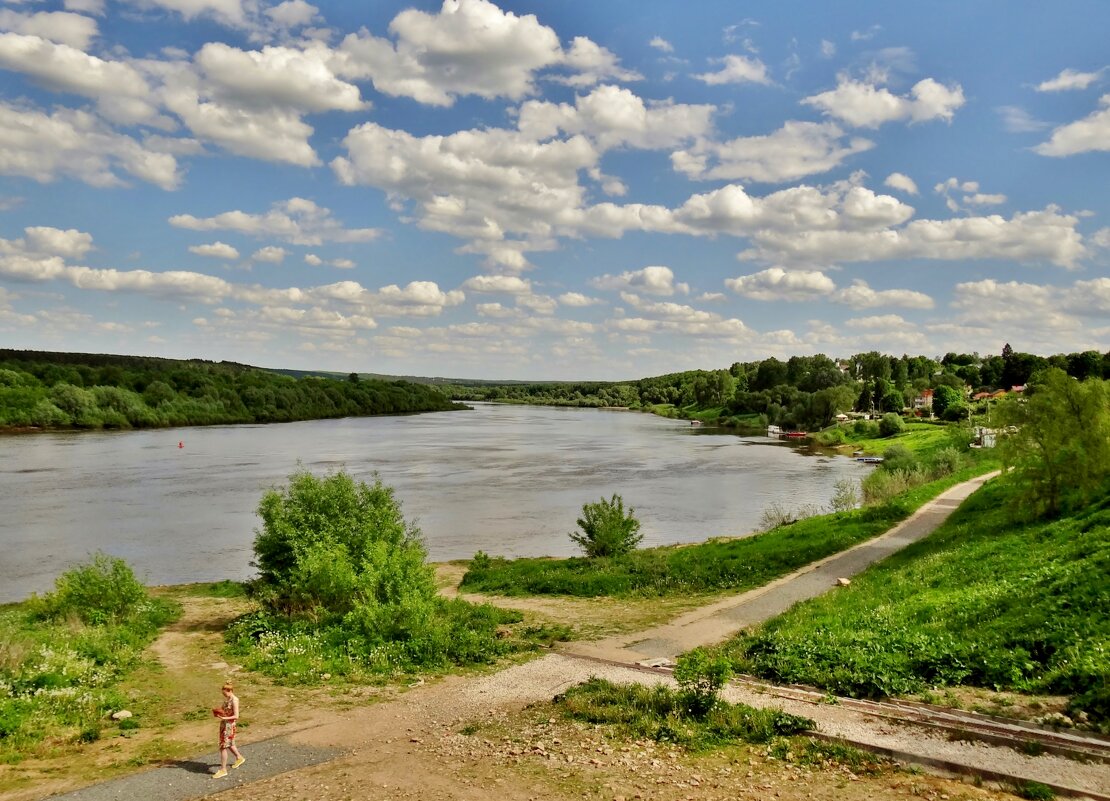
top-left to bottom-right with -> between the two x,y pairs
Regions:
0,403 -> 868,602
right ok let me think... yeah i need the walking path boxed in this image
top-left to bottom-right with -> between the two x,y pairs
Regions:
46,469 -> 1110,801
561,470 -> 999,665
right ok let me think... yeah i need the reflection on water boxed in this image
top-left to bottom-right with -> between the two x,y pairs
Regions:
0,404 -> 868,602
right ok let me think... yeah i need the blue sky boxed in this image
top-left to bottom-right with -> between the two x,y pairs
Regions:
0,0 -> 1107,380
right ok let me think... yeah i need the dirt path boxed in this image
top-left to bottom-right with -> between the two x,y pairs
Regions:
562,471 -> 1000,664
35,472 -> 1110,801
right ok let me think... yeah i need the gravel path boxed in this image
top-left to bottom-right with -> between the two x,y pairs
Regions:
561,471 -> 999,664
46,737 -> 339,800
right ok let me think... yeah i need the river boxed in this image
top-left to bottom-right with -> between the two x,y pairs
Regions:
0,403 -> 868,602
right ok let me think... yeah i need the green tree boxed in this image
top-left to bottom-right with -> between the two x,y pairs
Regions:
253,469 -> 436,618
996,369 -> 1110,517
879,412 -> 905,437
569,494 -> 642,558
931,384 -> 962,419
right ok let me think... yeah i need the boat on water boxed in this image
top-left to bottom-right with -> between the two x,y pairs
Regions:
784,431 -> 808,438
690,420 -> 703,426
767,424 -> 783,436
856,456 -> 884,464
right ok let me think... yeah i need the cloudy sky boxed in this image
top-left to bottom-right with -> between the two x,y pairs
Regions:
0,0 -> 1107,379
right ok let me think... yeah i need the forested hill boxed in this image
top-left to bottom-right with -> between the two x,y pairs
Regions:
0,350 -> 466,431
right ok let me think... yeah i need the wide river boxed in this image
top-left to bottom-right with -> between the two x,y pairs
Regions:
0,403 -> 869,602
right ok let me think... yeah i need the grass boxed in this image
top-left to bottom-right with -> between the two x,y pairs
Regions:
716,479 -> 1110,728
460,460 -> 994,599
814,420 -> 956,456
0,596 -> 179,757
553,677 -> 813,750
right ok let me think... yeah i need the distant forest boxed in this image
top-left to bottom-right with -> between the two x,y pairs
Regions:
0,350 -> 466,431
445,346 -> 1110,432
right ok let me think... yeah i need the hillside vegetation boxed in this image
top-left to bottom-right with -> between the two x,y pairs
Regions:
0,349 -> 465,431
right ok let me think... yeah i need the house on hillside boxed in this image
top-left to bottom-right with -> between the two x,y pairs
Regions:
913,388 -> 934,410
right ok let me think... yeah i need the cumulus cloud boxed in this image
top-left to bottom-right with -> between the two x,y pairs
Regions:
884,172 -> 919,195
558,36 -> 642,87
741,206 -> 1086,269
558,291 -> 603,307
189,241 -> 239,259
802,77 -> 965,128
462,274 -> 532,294
264,0 -> 319,29
1036,67 -> 1104,92
0,10 -> 99,49
591,265 -> 688,296
169,198 -> 381,245
0,101 -> 180,189
517,84 -> 714,151
831,280 -> 933,309
671,121 -> 873,183
1034,94 -> 1110,156
693,54 -> 770,85
649,36 -> 674,54
333,122 -> 595,258
251,246 -> 286,263
725,267 -> 835,301
335,0 -> 563,106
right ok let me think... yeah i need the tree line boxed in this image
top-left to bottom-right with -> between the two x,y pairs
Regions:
446,346 -> 1110,432
0,350 -> 466,431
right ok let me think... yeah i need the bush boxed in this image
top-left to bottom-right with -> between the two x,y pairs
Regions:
674,648 -> 732,718
758,501 -> 822,532
252,469 -> 436,619
829,478 -> 861,513
569,494 -> 642,558
852,420 -> 880,438
31,553 -> 149,625
878,413 -> 905,437
880,444 -> 916,473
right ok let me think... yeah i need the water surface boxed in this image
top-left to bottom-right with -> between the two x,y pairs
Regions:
0,404 -> 867,602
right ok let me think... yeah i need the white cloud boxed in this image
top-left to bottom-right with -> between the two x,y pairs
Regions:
517,84 -> 714,151
672,121 -> 873,183
304,253 -> 322,266
0,10 -> 99,49
251,246 -> 286,263
851,25 -> 881,42
1036,67 -> 1104,92
803,77 -> 965,128
820,39 -> 836,58
1034,94 -> 1110,156
264,0 -> 318,29
884,172 -> 918,195
558,291 -> 603,307
844,314 -> 908,329
0,101 -> 180,189
189,241 -> 239,259
516,293 -> 557,315
15,226 -> 94,259
475,302 -> 518,318
330,258 -> 355,269
333,122 -> 595,256
996,105 -> 1049,133
742,206 -> 1086,269
649,36 -> 674,54
462,275 -> 532,294
725,267 -> 835,301
169,198 -> 381,245
831,280 -> 933,309
591,265 -> 688,296
693,54 -> 770,86
194,42 -> 365,113
558,36 -> 641,87
64,0 -> 106,15
116,0 -> 248,28
335,0 -> 562,106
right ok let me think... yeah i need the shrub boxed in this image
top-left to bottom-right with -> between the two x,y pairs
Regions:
828,478 -> 861,513
878,413 -> 905,437
31,553 -> 148,625
252,469 -> 436,619
852,420 -> 880,438
674,648 -> 732,718
758,502 -> 822,532
569,494 -> 642,558
880,444 -> 916,473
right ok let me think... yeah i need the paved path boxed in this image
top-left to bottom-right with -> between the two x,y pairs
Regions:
560,471 -> 1000,664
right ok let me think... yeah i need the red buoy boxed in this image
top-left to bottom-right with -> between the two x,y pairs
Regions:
178,441 -> 184,449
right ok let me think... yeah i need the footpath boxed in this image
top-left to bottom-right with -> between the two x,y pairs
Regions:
46,471 -> 1110,801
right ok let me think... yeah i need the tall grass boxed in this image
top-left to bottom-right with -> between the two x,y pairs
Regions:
719,481 -> 1110,727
